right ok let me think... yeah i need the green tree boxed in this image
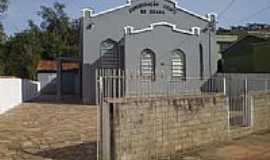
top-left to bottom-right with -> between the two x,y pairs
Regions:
0,0 -> 8,15
0,43 -> 5,75
0,0 -> 8,75
38,2 -> 80,59
0,2 -> 80,79
3,21 -> 43,79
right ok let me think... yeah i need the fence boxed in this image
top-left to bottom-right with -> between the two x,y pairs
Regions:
96,70 -> 270,128
99,92 -> 270,160
96,70 -> 270,160
95,69 -> 226,101
224,74 -> 270,127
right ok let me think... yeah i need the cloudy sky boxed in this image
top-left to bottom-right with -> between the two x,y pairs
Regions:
2,0 -> 270,35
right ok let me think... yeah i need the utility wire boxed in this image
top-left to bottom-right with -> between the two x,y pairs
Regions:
218,0 -> 237,19
238,5 -> 270,23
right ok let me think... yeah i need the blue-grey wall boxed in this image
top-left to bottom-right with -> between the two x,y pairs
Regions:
38,72 -> 80,95
82,0 -> 217,104
38,72 -> 57,94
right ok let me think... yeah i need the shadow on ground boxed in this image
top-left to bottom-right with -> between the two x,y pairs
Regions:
29,94 -> 84,105
23,141 -> 97,160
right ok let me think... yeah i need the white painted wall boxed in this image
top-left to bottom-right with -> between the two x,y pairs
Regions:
0,78 -> 40,114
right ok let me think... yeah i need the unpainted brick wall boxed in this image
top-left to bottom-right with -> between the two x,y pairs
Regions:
252,92 -> 270,131
111,95 -> 229,160
229,92 -> 270,139
106,92 -> 270,160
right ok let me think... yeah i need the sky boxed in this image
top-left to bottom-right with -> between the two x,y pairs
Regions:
2,0 -> 270,36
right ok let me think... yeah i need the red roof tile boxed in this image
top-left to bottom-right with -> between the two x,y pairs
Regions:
37,60 -> 79,72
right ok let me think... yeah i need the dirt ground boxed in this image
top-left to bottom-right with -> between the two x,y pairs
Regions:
181,131 -> 270,160
0,102 -> 97,160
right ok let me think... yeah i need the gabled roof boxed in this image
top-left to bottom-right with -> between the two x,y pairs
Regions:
82,0 -> 213,22
222,35 -> 267,54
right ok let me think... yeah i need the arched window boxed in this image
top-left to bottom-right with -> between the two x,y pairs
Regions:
100,39 -> 117,55
171,49 -> 186,80
199,44 -> 204,80
140,49 -> 155,80
100,39 -> 119,68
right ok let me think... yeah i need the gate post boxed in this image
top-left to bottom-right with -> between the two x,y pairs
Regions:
97,74 -> 103,160
223,77 -> 227,96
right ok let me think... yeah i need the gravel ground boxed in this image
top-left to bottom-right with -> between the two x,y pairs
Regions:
0,102 -> 97,160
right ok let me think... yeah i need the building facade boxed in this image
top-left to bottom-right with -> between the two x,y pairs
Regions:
82,0 -> 217,104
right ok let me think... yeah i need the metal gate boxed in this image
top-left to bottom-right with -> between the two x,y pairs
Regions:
227,78 -> 252,127
96,69 -> 125,103
96,68 -> 125,160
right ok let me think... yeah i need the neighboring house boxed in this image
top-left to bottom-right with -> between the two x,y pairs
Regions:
216,34 -> 239,71
221,35 -> 270,73
37,60 -> 80,95
81,0 -> 218,104
247,30 -> 270,38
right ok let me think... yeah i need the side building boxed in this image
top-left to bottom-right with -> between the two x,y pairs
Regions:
216,34 -> 239,72
37,60 -> 80,95
221,35 -> 270,73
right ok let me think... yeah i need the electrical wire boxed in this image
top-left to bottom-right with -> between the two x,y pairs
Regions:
218,0 -> 237,19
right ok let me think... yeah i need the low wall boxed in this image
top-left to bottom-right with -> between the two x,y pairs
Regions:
228,92 -> 270,139
105,95 -> 229,160
102,92 -> 270,160
0,78 -> 40,114
252,92 -> 270,131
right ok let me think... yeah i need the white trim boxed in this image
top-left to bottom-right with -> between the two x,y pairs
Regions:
81,8 -> 94,18
82,0 -> 214,21
81,0 -> 131,17
206,12 -> 218,22
250,95 -> 254,127
124,21 -> 201,36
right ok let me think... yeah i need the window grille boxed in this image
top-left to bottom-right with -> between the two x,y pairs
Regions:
141,49 -> 155,80
171,50 -> 186,80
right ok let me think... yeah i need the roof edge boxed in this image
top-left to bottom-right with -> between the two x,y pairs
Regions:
82,0 -> 214,22
222,35 -> 267,54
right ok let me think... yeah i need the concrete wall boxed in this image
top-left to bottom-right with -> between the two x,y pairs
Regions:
38,72 -> 57,94
0,78 -> 40,114
22,79 -> 41,102
102,92 -> 270,160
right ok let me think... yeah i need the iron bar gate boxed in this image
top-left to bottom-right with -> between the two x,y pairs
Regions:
96,69 -> 125,160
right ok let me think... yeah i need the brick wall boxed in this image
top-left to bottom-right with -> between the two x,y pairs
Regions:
252,92 -> 270,131
110,95 -> 229,160
229,92 -> 270,139
102,93 -> 270,160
